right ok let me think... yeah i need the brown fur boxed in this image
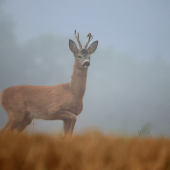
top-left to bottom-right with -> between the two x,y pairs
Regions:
0,31 -> 98,136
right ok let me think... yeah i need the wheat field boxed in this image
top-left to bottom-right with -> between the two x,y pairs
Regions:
0,130 -> 170,170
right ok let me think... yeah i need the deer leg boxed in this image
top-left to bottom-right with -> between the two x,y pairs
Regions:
15,117 -> 32,133
2,119 -> 20,132
64,120 -> 71,135
2,121 -> 11,132
2,111 -> 32,133
56,111 -> 77,136
14,112 -> 32,133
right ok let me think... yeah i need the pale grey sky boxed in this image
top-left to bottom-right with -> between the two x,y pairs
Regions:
3,0 -> 170,59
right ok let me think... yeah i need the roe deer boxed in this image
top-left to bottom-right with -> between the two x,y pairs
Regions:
0,30 -> 98,136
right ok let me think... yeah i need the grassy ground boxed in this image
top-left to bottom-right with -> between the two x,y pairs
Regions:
0,130 -> 170,170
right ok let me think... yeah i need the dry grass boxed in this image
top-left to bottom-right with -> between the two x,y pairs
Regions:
0,130 -> 170,170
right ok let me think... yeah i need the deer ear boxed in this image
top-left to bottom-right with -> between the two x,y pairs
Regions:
69,39 -> 78,54
87,41 -> 98,54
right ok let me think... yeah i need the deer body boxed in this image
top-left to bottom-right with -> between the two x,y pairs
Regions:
1,31 -> 98,136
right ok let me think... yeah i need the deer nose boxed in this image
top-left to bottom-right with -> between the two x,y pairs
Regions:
83,61 -> 90,66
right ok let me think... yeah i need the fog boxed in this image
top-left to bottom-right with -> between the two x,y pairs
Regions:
0,1 -> 170,136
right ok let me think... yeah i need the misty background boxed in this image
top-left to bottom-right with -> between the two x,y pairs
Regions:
0,0 -> 170,136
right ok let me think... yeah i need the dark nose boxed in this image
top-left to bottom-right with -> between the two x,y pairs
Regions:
83,61 -> 90,66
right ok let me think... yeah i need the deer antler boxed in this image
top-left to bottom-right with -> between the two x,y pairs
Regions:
74,30 -> 82,49
85,33 -> 94,49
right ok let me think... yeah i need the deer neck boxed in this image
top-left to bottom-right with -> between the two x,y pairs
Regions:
70,62 -> 88,99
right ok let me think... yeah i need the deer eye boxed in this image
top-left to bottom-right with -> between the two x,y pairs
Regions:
78,56 -> 82,58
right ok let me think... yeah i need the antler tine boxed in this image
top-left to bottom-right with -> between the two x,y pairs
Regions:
74,30 -> 82,49
85,33 -> 94,49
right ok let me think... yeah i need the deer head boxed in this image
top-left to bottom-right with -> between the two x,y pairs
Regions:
69,30 -> 98,69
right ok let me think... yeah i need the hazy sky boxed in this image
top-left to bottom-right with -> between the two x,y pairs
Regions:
1,0 -> 170,136
4,0 -> 170,60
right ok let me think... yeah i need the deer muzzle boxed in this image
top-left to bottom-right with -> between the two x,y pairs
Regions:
83,61 -> 90,67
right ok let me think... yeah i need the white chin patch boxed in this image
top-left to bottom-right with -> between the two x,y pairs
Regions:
83,65 -> 89,68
